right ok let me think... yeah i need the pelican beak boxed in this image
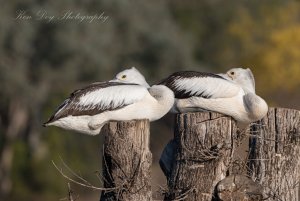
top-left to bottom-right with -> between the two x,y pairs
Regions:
218,73 -> 231,80
226,73 -> 234,80
109,78 -> 120,82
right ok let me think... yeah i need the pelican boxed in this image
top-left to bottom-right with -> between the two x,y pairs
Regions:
44,69 -> 174,135
159,68 -> 268,128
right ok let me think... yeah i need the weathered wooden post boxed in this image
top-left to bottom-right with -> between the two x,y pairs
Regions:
249,108 -> 300,201
162,108 -> 300,201
163,112 -> 237,201
100,120 -> 152,201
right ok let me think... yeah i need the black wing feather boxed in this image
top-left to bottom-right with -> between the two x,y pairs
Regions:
158,71 -> 225,99
43,82 -> 138,125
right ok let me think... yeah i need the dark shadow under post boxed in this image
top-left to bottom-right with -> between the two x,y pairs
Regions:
248,108 -> 300,201
163,112 -> 237,201
100,120 -> 152,201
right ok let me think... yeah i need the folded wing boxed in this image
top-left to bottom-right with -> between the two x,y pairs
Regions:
159,71 -> 241,99
44,82 -> 148,124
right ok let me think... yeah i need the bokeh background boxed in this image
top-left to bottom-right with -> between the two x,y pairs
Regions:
1,0 -> 300,200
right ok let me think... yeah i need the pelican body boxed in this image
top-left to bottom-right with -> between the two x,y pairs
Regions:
44,68 -> 174,135
159,68 -> 268,128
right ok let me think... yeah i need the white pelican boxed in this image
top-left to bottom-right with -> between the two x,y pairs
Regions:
44,72 -> 174,135
159,68 -> 268,128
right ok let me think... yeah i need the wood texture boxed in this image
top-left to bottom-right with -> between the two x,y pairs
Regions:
100,120 -> 152,201
249,108 -> 300,201
216,174 -> 263,201
164,112 -> 237,201
163,108 -> 300,201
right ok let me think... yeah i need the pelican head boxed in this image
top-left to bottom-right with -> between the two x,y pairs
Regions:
148,85 -> 174,102
148,85 -> 175,116
111,67 -> 150,88
225,68 -> 256,94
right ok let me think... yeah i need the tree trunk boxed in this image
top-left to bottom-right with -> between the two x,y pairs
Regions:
249,108 -> 300,201
164,112 -> 237,201
100,120 -> 152,201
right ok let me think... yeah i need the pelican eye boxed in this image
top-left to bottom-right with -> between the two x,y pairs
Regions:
230,71 -> 235,76
121,75 -> 127,79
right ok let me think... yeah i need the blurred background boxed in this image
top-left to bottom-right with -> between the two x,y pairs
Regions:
1,0 -> 300,200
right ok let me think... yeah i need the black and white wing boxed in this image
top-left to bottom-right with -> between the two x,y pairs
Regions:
44,82 -> 148,125
159,71 -> 240,99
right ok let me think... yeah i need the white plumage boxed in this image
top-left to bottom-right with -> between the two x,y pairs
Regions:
78,84 -> 146,110
172,77 -> 240,99
44,69 -> 174,135
159,68 -> 268,128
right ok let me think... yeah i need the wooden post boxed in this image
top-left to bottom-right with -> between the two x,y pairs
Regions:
249,108 -> 300,201
162,108 -> 300,201
163,112 -> 237,201
100,120 -> 152,201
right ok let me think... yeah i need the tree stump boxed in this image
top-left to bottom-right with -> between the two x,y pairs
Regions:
163,112 -> 237,201
100,120 -> 152,201
249,108 -> 300,201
